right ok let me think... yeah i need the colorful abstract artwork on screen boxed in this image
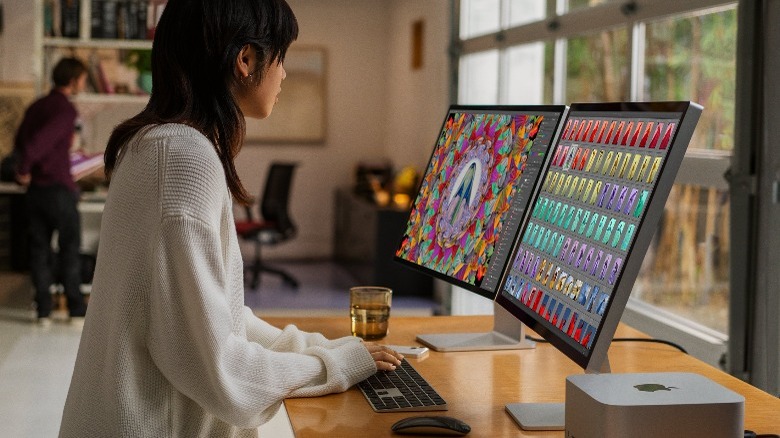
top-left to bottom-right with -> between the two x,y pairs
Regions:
396,112 -> 544,286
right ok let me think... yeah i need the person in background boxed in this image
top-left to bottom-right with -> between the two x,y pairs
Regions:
14,57 -> 88,326
59,1 -> 401,436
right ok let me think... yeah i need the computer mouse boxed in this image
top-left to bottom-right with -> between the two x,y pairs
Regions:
391,415 -> 471,436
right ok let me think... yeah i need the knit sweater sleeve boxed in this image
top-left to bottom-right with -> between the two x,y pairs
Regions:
149,215 -> 376,427
242,307 -> 365,351
146,133 -> 376,428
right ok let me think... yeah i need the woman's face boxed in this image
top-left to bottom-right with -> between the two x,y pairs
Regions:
237,53 -> 287,120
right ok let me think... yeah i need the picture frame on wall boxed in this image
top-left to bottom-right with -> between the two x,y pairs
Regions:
245,46 -> 327,144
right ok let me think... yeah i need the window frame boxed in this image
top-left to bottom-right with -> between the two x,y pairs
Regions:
451,0 -> 737,368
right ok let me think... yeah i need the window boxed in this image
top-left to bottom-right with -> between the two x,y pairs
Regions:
633,184 -> 730,333
644,9 -> 737,151
460,0 -> 502,39
506,0 -> 552,28
567,0 -> 609,11
455,0 -> 737,345
504,42 -> 550,105
460,0 -> 551,39
633,6 -> 736,333
566,28 -> 630,103
458,50 -> 500,104
645,8 -> 737,151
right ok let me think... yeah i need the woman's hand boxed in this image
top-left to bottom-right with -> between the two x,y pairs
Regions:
363,343 -> 404,371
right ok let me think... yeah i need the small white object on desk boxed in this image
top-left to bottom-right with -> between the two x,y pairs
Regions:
385,345 -> 429,359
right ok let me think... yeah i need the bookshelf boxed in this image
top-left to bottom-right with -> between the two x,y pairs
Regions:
43,37 -> 153,50
36,0 -> 165,151
38,0 -> 163,98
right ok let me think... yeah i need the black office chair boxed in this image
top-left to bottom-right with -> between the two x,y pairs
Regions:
235,163 -> 299,290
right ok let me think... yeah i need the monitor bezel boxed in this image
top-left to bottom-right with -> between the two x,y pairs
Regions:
495,101 -> 703,371
394,104 -> 568,301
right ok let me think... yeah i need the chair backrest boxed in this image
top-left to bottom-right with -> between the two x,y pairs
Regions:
260,162 -> 297,237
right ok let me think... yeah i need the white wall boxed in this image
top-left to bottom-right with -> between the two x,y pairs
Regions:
0,0 -> 38,83
235,0 -> 393,259
383,0 -> 451,170
236,0 -> 450,259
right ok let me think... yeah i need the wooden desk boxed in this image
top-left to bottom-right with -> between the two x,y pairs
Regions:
262,315 -> 780,437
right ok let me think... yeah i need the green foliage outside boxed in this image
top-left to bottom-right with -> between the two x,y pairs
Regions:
562,8 -> 737,150
645,10 -> 737,150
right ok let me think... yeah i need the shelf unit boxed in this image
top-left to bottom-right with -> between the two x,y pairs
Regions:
72,92 -> 149,104
36,0 -> 156,97
34,0 -> 161,152
43,36 -> 153,50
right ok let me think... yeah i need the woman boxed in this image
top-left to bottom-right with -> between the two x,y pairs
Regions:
59,0 -> 401,436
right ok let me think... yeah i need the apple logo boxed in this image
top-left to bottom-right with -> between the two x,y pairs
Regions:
634,384 -> 679,392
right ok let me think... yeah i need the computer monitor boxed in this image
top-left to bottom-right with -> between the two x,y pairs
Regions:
494,101 -> 703,430
394,104 -> 568,351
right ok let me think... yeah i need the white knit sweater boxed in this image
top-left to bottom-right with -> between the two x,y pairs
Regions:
59,124 -> 377,437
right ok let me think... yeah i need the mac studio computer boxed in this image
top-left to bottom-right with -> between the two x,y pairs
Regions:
394,104 -> 568,351
495,101 -> 703,430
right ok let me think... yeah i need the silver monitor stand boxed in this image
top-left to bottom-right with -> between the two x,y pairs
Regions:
504,358 -> 611,430
415,301 -> 536,352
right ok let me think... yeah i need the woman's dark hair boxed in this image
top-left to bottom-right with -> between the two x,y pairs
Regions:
104,0 -> 298,205
52,57 -> 87,87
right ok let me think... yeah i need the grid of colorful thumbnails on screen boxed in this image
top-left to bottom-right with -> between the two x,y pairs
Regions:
502,115 -> 678,350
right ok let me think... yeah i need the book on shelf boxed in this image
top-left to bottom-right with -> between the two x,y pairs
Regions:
146,1 -> 165,39
95,58 -> 115,94
61,0 -> 80,38
64,49 -> 150,96
86,53 -> 105,93
44,0 -> 56,37
70,151 -> 104,181
100,0 -> 118,39
87,0 -> 160,41
90,0 -> 103,38
43,0 -> 62,37
43,0 -> 81,39
119,2 -> 133,39
44,0 -> 165,41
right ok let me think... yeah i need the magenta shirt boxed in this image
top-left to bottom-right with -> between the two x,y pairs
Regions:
14,90 -> 78,192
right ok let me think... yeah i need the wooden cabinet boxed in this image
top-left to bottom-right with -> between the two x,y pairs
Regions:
334,189 -> 433,297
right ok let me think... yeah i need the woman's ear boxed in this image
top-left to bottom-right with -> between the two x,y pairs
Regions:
235,44 -> 255,79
